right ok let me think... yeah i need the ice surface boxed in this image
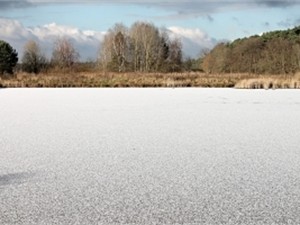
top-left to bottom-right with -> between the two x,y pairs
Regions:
0,88 -> 300,224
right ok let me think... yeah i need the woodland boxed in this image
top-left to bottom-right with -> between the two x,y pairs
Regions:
1,23 -> 300,88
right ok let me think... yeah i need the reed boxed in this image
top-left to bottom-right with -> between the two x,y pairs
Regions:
1,72 -> 299,88
235,74 -> 300,89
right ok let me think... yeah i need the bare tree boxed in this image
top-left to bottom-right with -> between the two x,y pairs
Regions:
22,40 -> 47,74
98,21 -> 183,73
168,38 -> 183,72
130,22 -> 143,72
155,29 -> 170,72
99,32 -> 114,71
113,31 -> 127,72
51,37 -> 79,69
292,43 -> 300,70
130,22 -> 162,72
99,23 -> 131,72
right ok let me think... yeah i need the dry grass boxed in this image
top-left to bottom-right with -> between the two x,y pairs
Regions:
0,72 -> 300,88
0,72 -> 242,88
235,73 -> 300,89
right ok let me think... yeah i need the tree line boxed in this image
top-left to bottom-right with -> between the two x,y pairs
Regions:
0,37 -> 80,76
2,23 -> 300,76
202,26 -> 300,74
0,21 -> 186,76
99,22 -> 182,72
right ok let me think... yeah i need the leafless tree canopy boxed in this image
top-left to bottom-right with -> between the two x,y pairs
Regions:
22,40 -> 47,74
51,37 -> 79,69
99,22 -> 183,72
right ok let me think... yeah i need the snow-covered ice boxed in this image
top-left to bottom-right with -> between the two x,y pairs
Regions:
0,88 -> 300,224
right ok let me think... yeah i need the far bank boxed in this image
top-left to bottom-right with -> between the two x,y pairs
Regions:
1,72 -> 300,89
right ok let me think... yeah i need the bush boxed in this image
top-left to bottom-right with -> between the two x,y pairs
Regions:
22,40 -> 48,74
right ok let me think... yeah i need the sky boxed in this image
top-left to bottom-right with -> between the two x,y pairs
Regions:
1,0 -> 300,60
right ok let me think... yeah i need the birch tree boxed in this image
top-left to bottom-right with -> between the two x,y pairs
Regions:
98,21 -> 183,73
99,23 -> 131,72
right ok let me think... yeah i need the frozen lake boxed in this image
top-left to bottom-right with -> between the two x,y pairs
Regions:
0,88 -> 300,225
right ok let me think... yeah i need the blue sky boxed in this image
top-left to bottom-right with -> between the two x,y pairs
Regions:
1,1 -> 300,60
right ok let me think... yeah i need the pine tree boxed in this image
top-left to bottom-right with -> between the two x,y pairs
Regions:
0,40 -> 18,75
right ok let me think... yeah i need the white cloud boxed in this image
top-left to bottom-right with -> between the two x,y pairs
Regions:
0,19 -> 30,40
0,18 -> 105,61
0,18 -> 218,61
168,26 -> 218,57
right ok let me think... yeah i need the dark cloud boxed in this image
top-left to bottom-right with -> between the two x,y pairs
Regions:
255,0 -> 298,8
277,18 -> 293,27
156,1 -> 237,14
232,17 -> 239,22
0,0 -> 32,9
277,18 -> 300,28
1,0 -> 299,17
207,15 -> 214,22
294,18 -> 300,26
125,0 -> 300,19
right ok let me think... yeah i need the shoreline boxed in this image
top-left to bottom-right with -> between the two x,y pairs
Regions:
1,72 -> 299,89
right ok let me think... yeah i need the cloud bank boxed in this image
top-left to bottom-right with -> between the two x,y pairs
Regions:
0,18 -> 105,60
0,18 -> 217,60
168,26 -> 218,57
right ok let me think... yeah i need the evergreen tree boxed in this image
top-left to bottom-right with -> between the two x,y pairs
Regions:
0,40 -> 18,75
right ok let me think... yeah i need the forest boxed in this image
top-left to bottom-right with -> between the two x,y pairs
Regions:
202,26 -> 300,74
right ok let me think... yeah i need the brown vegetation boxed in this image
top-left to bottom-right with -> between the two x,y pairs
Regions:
0,72 -> 236,88
235,73 -> 300,89
202,26 -> 300,75
1,72 -> 299,89
1,25 -> 300,89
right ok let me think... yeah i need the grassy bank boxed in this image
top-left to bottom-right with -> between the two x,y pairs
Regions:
0,72 -> 300,88
235,74 -> 300,89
